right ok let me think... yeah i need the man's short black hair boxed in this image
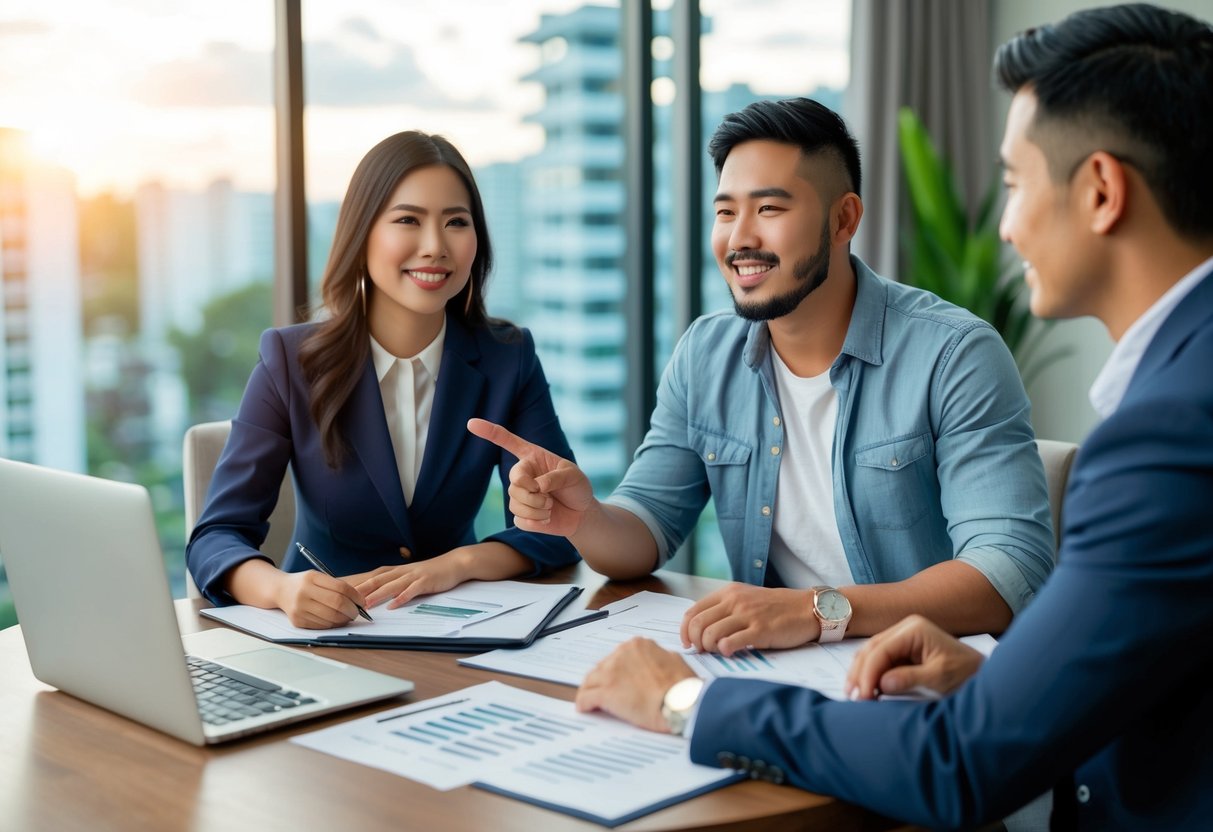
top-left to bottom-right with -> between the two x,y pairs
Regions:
994,3 -> 1213,239
707,97 -> 862,198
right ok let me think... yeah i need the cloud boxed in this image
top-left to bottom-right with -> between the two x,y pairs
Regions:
304,18 -> 491,109
0,20 -> 51,37
133,41 -> 271,107
131,18 -> 491,110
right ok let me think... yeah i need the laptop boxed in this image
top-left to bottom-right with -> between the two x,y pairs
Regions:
0,458 -> 413,745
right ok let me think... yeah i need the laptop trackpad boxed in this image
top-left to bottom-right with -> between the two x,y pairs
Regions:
220,648 -> 343,684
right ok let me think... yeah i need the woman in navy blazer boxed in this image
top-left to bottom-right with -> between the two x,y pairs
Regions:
187,131 -> 578,627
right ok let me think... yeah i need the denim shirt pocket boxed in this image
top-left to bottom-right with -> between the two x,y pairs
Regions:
689,427 -> 752,519
853,433 -> 934,530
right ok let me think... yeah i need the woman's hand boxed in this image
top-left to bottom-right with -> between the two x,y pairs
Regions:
352,542 -> 531,610
227,557 -> 365,629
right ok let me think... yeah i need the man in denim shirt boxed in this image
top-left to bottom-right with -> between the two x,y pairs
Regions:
471,97 -> 1053,651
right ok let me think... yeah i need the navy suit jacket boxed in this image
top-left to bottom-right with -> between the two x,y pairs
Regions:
187,318 -> 579,605
691,271 -> 1213,830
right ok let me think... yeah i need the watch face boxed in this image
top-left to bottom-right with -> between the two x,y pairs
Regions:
816,589 -> 851,621
666,677 -> 704,710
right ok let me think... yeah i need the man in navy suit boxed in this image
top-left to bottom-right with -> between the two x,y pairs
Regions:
574,5 -> 1213,829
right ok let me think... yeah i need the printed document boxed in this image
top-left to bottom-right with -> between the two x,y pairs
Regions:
292,680 -> 741,825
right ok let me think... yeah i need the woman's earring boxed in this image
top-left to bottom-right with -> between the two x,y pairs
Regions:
359,274 -> 368,317
464,274 -> 474,315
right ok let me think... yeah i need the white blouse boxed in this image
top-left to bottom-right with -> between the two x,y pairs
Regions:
369,320 -> 446,506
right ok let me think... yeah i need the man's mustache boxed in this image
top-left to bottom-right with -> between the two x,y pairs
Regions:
726,250 -> 779,267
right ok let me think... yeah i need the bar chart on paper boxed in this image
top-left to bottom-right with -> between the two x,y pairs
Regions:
685,643 -> 856,699
293,681 -> 740,824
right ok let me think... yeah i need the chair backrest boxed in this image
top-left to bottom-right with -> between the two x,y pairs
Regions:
1035,438 -> 1079,555
182,420 -> 296,598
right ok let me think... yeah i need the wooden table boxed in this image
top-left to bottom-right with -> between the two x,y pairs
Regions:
0,564 -> 915,831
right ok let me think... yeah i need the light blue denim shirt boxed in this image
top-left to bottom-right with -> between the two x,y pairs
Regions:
606,257 -> 1055,613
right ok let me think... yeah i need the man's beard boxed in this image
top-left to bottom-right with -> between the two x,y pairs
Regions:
731,222 -> 831,322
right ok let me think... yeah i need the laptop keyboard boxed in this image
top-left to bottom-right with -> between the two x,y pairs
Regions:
187,656 -> 318,726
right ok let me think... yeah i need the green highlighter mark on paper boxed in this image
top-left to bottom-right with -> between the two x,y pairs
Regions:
411,604 -> 486,619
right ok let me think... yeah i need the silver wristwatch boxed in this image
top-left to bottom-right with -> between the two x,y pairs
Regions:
661,677 -> 705,736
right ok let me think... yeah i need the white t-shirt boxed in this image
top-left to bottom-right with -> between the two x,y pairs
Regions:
767,348 -> 853,588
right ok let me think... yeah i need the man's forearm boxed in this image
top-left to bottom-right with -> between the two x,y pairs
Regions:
570,503 -> 661,579
841,560 -> 1013,637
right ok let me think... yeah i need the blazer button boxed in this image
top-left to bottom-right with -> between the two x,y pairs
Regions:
717,751 -> 737,768
1076,784 -> 1090,804
769,765 -> 785,784
737,755 -> 751,771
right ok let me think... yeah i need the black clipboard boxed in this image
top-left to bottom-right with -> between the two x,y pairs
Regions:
203,585 -> 585,653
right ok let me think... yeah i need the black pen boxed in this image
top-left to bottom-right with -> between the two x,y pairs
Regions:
295,542 -> 373,621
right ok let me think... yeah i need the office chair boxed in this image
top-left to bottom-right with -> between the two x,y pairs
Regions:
1034,438 -> 1079,554
182,420 -> 296,599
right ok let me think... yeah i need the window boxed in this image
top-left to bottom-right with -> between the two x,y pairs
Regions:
0,3 -> 274,617
0,0 -> 852,629
299,1 -> 628,541
652,0 -> 852,576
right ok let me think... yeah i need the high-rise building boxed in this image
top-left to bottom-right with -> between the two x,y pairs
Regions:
518,5 -> 628,491
513,6 -> 842,572
476,161 -> 527,324
0,128 -> 86,472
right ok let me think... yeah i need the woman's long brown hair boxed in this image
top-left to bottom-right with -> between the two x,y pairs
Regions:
298,131 -> 498,467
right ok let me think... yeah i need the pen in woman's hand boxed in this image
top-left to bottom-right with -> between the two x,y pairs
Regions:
295,542 -> 374,621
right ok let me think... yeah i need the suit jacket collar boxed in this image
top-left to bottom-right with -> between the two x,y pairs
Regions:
1124,268 -> 1213,405
411,317 -> 486,515
342,354 -> 411,540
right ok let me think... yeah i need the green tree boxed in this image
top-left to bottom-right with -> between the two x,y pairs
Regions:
169,282 -> 273,424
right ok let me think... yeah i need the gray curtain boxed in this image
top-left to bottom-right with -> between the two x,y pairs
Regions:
845,0 -> 994,280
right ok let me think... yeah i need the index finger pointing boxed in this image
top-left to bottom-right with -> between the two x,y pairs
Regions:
467,418 -> 535,459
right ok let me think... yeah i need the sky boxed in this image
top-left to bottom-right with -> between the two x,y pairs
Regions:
0,0 -> 850,200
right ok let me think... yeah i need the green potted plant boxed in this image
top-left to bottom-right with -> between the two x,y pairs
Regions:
897,106 -> 1067,385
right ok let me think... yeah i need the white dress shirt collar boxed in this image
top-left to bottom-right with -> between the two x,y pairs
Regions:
1089,257 -> 1213,419
369,317 -> 447,383
369,318 -> 447,506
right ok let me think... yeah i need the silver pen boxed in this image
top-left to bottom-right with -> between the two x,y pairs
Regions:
295,542 -> 373,621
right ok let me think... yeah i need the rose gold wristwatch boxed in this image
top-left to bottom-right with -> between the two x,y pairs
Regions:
811,585 -> 853,643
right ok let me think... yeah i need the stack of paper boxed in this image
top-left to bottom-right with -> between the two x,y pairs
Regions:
460,591 -> 998,699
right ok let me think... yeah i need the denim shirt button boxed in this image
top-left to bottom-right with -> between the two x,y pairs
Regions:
753,559 -> 763,569
772,416 -> 781,427
770,446 -> 780,456
890,457 -> 899,467
706,452 -> 716,461
761,505 -> 771,516
1076,785 -> 1090,804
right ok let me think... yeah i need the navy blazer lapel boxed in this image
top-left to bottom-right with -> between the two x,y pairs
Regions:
1127,270 -> 1213,399
341,356 -> 412,541
411,319 -> 486,516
